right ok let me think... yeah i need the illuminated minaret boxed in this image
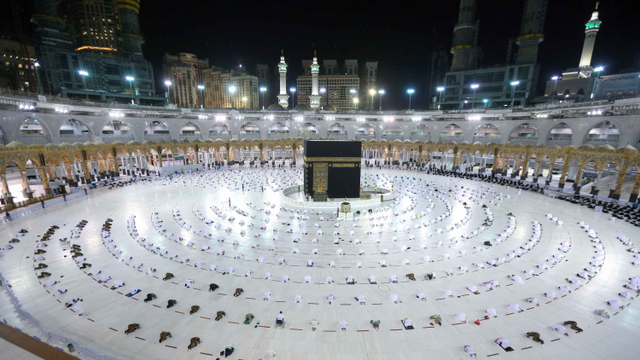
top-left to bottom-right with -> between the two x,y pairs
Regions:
277,51 -> 290,109
309,52 -> 321,109
579,2 -> 602,68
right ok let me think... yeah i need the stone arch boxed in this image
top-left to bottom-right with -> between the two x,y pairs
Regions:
356,123 -> 376,139
546,122 -> 573,147
144,121 -> 170,142
327,123 -> 347,138
209,123 -> 230,139
473,123 -> 500,144
180,122 -> 202,139
299,122 -> 318,138
102,120 -> 133,138
584,120 -> 620,147
239,122 -> 261,139
440,123 -> 464,143
509,123 -> 538,145
17,117 -> 51,144
59,118 -> 93,140
268,122 -> 290,139
382,123 -> 404,140
410,123 -> 430,140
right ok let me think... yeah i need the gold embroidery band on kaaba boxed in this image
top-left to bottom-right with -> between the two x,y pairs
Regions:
304,156 -> 361,163
330,163 -> 355,168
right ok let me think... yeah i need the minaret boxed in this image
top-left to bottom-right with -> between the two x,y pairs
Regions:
277,51 -> 290,109
450,0 -> 477,72
579,2 -> 602,69
309,52 -> 321,109
114,0 -> 144,56
515,0 -> 548,65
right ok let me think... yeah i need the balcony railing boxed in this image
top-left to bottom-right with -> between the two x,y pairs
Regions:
267,133 -> 293,140
439,135 -> 464,143
355,134 -> 376,140
16,135 -> 49,145
144,134 -> 171,142
179,134 -> 202,141
382,134 -> 404,141
410,134 -> 430,141
207,133 -> 232,141
546,139 -> 572,147
509,138 -> 538,146
102,135 -> 134,144
239,133 -> 261,140
297,133 -> 319,139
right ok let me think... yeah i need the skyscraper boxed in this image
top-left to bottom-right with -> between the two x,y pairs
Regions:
442,0 -> 546,109
202,68 -> 259,110
163,53 -> 210,108
515,0 -> 548,65
58,0 -> 119,56
31,0 -> 159,102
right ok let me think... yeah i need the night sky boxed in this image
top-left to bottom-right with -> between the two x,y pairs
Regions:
4,0 -> 639,109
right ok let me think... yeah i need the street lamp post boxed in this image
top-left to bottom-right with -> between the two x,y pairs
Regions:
353,97 -> 359,109
33,62 -> 42,95
407,89 -> 415,110
483,99 -> 488,109
126,76 -> 135,104
470,84 -> 479,110
78,70 -> 89,99
510,81 -> 520,108
369,89 -> 376,111
242,96 -> 248,109
164,80 -> 172,105
197,84 -> 205,109
289,87 -> 296,108
260,86 -> 267,109
378,89 -> 385,111
229,86 -> 236,109
436,86 -> 445,110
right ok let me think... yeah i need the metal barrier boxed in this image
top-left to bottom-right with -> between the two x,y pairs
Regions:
281,185 -> 383,208
0,190 -> 87,224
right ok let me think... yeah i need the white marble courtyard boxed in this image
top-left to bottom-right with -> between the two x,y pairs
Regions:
0,167 -> 638,360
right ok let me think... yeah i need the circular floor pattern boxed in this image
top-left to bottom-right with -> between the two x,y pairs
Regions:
0,167 -> 638,360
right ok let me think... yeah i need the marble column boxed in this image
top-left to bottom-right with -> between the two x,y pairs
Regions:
39,167 -> 52,196
21,170 -> 34,198
610,160 -> 628,200
558,156 -> 571,189
1,173 -> 14,204
629,170 -> 640,203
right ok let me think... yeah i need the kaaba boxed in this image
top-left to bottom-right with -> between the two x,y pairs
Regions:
304,140 -> 361,200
